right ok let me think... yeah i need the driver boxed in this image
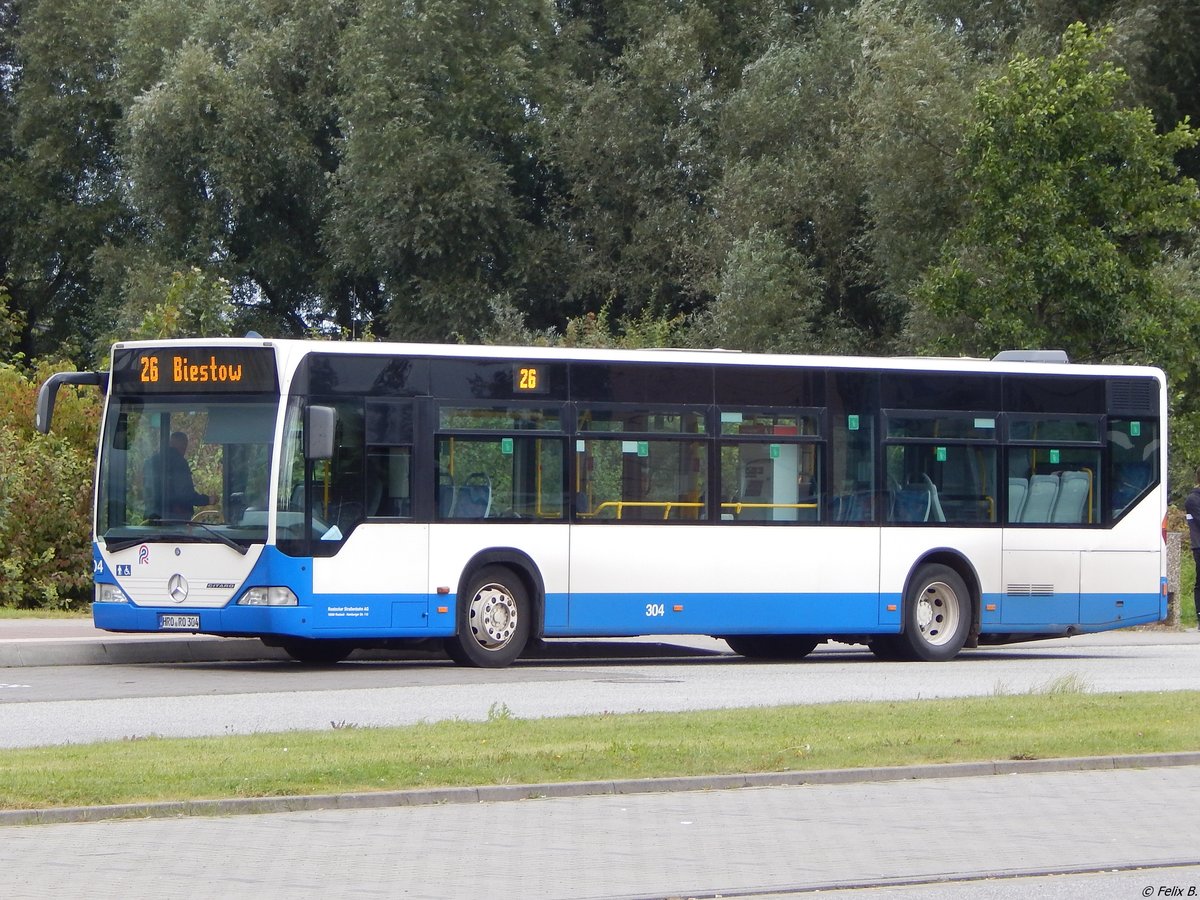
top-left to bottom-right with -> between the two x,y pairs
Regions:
144,431 -> 212,520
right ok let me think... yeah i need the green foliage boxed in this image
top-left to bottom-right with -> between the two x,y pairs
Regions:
123,266 -> 234,343
1,0 -> 130,361
0,283 -> 23,357
918,23 -> 1200,361
0,358 -> 101,608
689,227 -> 826,353
479,298 -> 685,350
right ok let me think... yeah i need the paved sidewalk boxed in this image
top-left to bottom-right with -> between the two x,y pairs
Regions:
4,763 -> 1199,898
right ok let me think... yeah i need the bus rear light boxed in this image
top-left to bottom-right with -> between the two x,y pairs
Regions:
95,584 -> 128,604
238,587 -> 298,607
1162,514 -> 1169,545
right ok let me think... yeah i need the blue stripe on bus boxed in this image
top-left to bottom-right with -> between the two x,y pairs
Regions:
547,592 -> 899,636
977,591 -> 1163,633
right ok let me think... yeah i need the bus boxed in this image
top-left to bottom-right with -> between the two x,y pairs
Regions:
36,338 -> 1167,666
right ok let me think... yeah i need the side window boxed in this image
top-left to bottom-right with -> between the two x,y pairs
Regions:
313,400 -> 368,542
1006,415 -> 1103,525
884,412 -> 999,524
366,400 -> 414,518
574,438 -> 707,521
828,373 -> 878,523
718,410 -> 821,522
436,436 -> 565,520
435,404 -> 566,520
1109,419 -> 1158,518
830,413 -> 875,523
574,405 -> 707,522
886,444 -> 998,524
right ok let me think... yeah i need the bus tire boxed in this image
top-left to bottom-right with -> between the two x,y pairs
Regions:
723,635 -> 819,660
896,563 -> 971,662
867,636 -> 906,661
445,565 -> 530,668
281,639 -> 353,665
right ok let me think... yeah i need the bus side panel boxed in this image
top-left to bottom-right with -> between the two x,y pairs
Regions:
564,525 -> 884,635
428,523 -> 571,630
997,497 -> 1164,632
309,524 -> 438,636
879,527 -> 1001,629
1079,550 -> 1164,628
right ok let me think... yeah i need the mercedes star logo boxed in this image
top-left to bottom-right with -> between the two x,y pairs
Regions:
168,574 -> 189,604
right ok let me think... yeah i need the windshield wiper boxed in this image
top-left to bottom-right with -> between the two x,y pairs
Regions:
104,521 -> 249,556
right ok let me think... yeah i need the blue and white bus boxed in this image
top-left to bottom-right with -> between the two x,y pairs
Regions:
37,338 -> 1167,666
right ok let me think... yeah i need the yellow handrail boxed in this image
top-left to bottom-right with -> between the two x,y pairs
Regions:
579,500 -> 819,520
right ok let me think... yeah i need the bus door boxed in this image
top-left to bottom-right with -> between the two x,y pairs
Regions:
290,397 -> 432,632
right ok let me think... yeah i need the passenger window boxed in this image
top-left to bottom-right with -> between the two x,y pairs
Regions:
1108,419 -> 1158,518
436,436 -> 565,520
1006,447 -> 1101,524
574,438 -> 707,521
886,444 -> 997,524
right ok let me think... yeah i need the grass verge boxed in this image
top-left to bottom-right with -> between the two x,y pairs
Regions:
3,689 -> 1198,811
0,608 -> 89,619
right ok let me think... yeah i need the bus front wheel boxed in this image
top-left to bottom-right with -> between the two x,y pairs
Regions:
896,564 -> 971,662
445,566 -> 531,668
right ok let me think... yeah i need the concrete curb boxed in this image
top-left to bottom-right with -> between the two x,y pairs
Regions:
0,636 -> 289,668
4,751 -> 1199,828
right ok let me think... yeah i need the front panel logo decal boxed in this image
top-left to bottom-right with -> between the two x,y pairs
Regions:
168,574 -> 189,604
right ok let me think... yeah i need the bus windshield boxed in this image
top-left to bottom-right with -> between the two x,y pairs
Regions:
96,395 -> 278,552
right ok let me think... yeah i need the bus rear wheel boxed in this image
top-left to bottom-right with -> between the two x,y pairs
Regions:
895,564 -> 971,662
445,566 -> 531,668
723,635 -> 819,660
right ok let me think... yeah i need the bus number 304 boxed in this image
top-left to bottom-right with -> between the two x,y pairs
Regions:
645,603 -> 665,617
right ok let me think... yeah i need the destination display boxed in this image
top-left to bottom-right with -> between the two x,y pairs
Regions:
513,363 -> 550,394
112,347 -> 278,394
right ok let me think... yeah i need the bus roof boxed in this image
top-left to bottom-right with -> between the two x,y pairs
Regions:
109,336 -> 1165,381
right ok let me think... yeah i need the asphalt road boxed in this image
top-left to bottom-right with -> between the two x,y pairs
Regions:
2,630 -> 1197,749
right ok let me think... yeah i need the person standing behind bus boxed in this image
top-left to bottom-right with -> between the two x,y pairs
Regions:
1185,468 -> 1200,629
144,431 -> 211,520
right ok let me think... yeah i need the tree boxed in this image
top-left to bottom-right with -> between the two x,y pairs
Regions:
118,0 -> 360,338
1,0 -> 131,361
918,23 -> 1200,361
330,0 -> 554,341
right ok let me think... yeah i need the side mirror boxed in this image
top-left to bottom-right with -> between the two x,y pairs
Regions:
305,405 -> 336,460
35,371 -> 108,434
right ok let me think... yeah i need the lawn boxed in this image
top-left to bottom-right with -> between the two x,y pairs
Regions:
2,688 -> 1198,812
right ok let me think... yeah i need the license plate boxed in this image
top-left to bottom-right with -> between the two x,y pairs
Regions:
159,614 -> 200,630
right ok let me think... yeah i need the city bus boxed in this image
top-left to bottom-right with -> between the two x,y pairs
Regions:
36,338 -> 1168,666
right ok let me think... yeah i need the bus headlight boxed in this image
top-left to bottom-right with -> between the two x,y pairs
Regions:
95,584 -> 128,604
237,587 -> 299,607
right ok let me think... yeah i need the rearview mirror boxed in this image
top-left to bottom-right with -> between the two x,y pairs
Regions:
305,405 -> 336,460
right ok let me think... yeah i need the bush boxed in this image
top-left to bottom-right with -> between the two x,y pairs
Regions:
0,360 -> 102,609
